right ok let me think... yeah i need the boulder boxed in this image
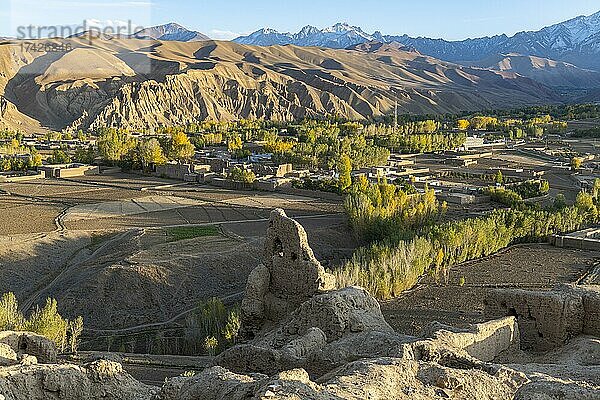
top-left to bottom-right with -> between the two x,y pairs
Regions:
0,360 -> 155,400
0,331 -> 57,363
155,366 -> 267,400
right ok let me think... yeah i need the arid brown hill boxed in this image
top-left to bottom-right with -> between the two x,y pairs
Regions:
0,38 -> 558,132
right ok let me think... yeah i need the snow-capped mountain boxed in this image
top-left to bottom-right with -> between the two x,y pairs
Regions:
131,23 -> 210,42
233,11 -> 600,71
234,23 -> 377,49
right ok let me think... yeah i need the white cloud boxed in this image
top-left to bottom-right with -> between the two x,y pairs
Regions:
209,29 -> 244,41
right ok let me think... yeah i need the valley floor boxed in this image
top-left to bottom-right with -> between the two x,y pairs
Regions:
0,174 -> 354,340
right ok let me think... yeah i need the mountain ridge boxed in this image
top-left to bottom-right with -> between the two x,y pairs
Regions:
233,11 -> 600,71
0,38 -> 559,133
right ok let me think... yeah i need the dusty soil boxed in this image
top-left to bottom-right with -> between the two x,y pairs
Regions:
0,174 -> 353,339
381,244 -> 599,336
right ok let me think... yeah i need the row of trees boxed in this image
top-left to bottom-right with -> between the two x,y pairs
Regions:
374,132 -> 466,153
0,139 -> 43,171
334,179 -> 600,300
0,293 -> 83,353
344,177 -> 444,243
96,128 -> 195,169
274,122 -> 390,170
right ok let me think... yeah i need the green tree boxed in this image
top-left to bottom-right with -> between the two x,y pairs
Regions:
229,167 -> 256,184
0,292 -> 23,330
49,149 -> 71,164
553,194 -> 567,209
571,157 -> 584,171
68,316 -> 84,353
337,154 -> 352,191
73,146 -> 96,165
227,135 -> 243,152
204,336 -> 218,356
495,170 -> 504,185
138,139 -> 167,170
169,132 -> 195,163
97,128 -> 132,165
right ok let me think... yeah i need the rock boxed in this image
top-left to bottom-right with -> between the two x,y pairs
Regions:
155,366 -> 267,400
241,209 -> 335,339
0,331 -> 57,363
515,377 -> 600,400
19,355 -> 37,366
281,327 -> 327,359
0,343 -> 17,367
0,360 -> 155,400
220,287 -> 396,375
157,356 -> 531,399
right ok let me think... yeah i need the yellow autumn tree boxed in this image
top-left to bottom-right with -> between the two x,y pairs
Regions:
457,119 -> 470,131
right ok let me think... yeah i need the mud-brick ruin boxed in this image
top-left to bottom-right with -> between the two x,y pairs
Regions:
1,209 -> 599,399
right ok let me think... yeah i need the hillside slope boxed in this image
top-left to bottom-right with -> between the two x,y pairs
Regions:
467,53 -> 600,89
0,38 -> 559,132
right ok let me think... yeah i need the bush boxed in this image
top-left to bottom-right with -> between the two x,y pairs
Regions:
484,187 -> 523,208
229,167 -> 256,184
0,293 -> 83,352
183,298 -> 240,356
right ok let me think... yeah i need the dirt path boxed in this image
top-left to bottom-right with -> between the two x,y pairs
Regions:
18,230 -> 143,312
84,290 -> 244,336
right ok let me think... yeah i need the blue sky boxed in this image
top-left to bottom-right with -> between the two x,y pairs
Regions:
2,0 -> 599,40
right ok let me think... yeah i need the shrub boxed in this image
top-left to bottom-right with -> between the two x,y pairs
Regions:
183,298 -> 240,356
0,293 -> 83,352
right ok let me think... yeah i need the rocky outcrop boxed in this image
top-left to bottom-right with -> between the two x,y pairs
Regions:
218,209 -> 529,386
484,285 -> 600,351
0,331 -> 57,364
156,366 -> 266,400
240,209 -> 336,338
2,211 -> 598,400
0,360 -> 155,400
158,359 -> 526,400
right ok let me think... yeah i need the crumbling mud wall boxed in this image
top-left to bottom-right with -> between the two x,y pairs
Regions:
240,209 -> 336,338
425,317 -> 520,362
484,285 -> 600,351
0,331 -> 57,364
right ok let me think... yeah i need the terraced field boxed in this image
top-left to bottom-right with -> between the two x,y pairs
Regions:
0,174 -> 352,336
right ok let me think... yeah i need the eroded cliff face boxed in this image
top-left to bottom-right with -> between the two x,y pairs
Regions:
0,38 -> 559,132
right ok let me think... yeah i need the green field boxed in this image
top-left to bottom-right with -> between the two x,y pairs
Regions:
166,226 -> 221,242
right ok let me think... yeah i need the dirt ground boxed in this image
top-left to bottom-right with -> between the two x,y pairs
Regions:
0,174 -> 353,335
381,244 -> 599,336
